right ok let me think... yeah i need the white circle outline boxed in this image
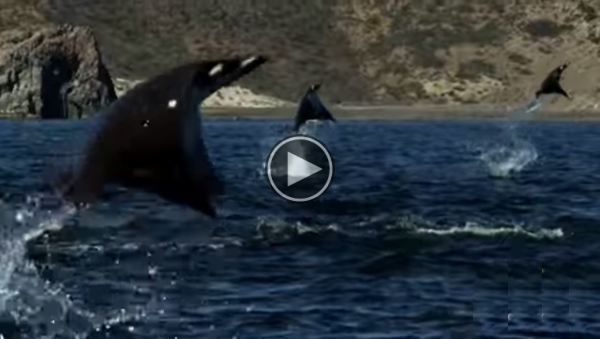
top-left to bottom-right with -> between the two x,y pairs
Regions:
266,135 -> 334,203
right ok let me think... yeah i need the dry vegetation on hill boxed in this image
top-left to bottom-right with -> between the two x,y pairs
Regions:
2,0 -> 600,111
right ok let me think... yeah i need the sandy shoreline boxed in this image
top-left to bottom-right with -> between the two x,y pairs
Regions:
108,80 -> 600,121
1,105 -> 599,121
202,105 -> 600,121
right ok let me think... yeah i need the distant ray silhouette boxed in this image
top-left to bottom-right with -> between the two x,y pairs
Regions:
535,62 -> 570,99
53,56 -> 267,217
293,83 -> 336,132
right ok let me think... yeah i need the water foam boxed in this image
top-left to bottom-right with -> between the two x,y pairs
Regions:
251,215 -> 563,245
392,216 -> 563,240
478,98 -> 542,178
411,221 -> 563,239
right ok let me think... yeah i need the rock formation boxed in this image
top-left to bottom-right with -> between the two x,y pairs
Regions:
33,0 -> 600,111
3,1 -> 600,111
0,24 -> 116,118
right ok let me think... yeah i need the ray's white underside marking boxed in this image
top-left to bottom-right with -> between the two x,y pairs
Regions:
241,56 -> 257,68
209,63 -> 223,77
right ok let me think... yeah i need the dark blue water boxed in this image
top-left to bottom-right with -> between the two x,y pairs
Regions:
0,118 -> 599,339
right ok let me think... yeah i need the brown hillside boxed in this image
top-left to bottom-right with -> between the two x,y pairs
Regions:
2,0 -> 600,110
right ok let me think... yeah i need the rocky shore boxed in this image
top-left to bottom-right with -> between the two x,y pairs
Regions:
112,78 -> 292,109
0,24 -> 293,119
3,0 -> 600,121
0,24 -> 116,118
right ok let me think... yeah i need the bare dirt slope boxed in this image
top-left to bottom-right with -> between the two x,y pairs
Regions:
2,0 -> 600,110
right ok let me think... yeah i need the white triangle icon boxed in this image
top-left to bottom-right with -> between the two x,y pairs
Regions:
287,152 -> 322,187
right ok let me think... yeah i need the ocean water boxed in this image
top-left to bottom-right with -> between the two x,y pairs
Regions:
0,116 -> 598,339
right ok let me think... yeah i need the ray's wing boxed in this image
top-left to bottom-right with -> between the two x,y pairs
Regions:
551,63 -> 569,81
308,91 -> 335,121
157,168 -> 220,217
552,83 -> 570,98
293,94 -> 314,131
184,139 -> 225,196
53,146 -> 109,206
119,164 -> 219,217
177,106 -> 224,215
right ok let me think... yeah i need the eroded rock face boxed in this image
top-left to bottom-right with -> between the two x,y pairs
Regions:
0,24 -> 116,119
32,0 -> 600,110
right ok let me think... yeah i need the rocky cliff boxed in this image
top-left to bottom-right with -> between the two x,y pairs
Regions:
0,24 -> 116,118
3,0 -> 600,111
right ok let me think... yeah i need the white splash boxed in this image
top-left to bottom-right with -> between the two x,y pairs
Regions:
478,98 -> 543,178
480,140 -> 538,178
296,119 -> 336,136
510,98 -> 542,120
0,196 -> 78,334
0,195 -> 155,338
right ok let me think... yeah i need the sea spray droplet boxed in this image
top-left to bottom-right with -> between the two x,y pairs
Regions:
148,266 -> 158,277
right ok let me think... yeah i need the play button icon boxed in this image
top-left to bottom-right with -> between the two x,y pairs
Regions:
287,152 -> 322,186
266,135 -> 334,202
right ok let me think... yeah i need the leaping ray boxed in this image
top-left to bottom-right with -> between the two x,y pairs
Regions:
53,56 -> 268,217
293,83 -> 336,132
